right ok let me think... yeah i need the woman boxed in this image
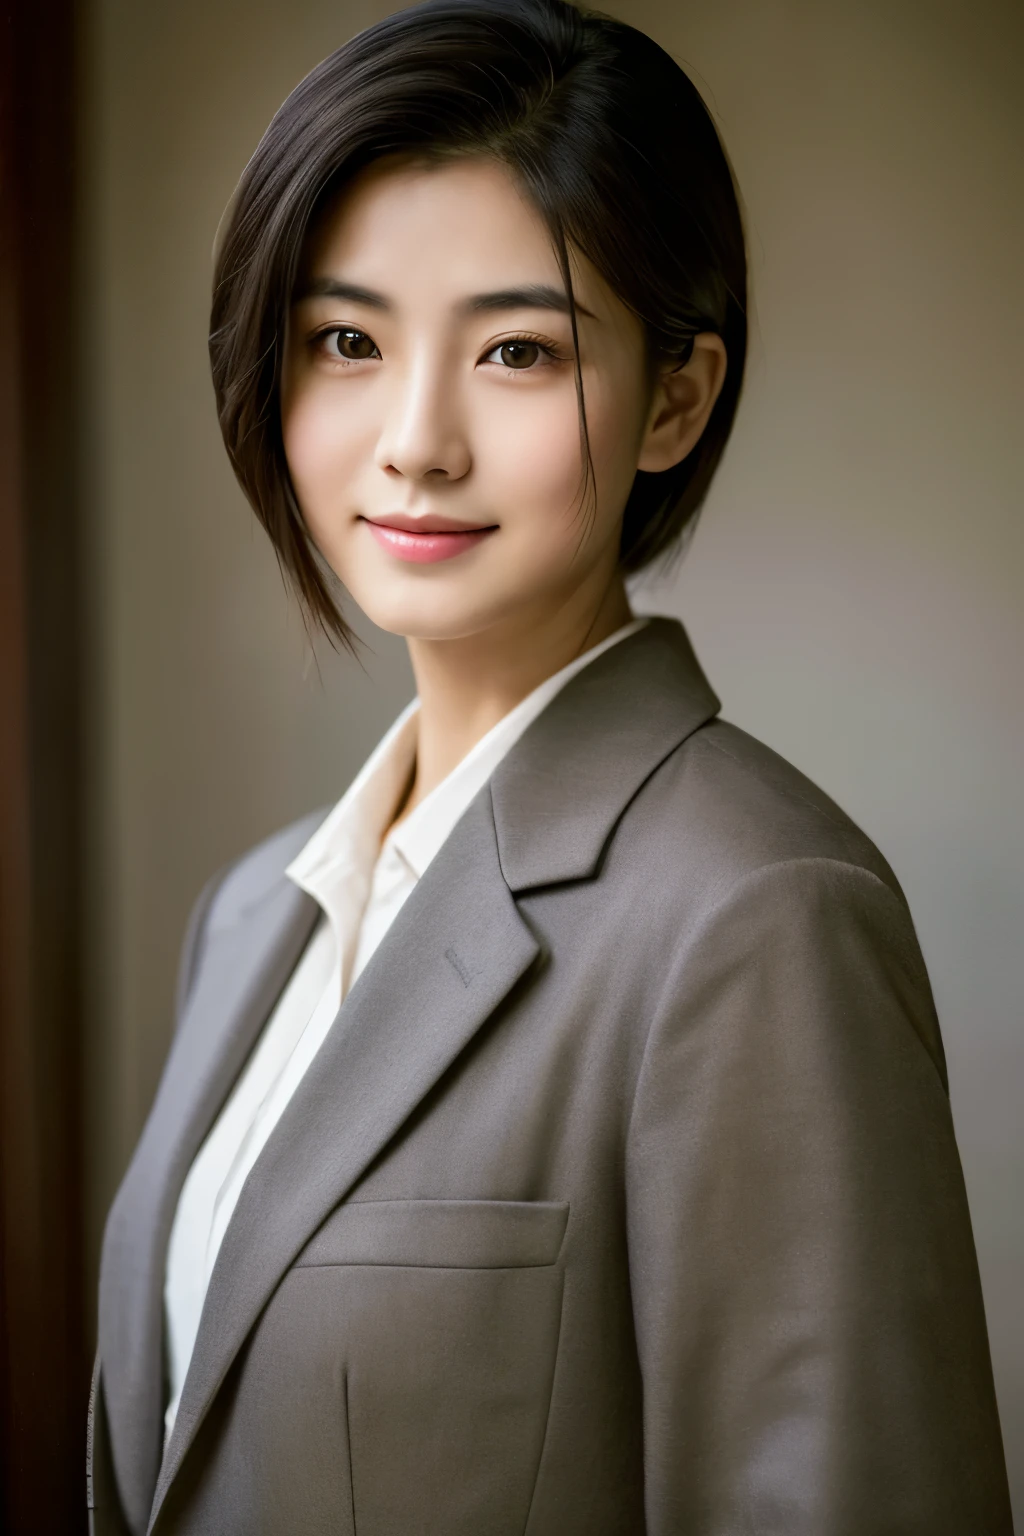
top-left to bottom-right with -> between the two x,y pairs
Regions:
90,1 -> 1012,1531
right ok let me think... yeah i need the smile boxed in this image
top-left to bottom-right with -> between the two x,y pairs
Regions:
361,516 -> 498,564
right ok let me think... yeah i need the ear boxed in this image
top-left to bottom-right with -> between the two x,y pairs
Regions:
636,333 -> 728,474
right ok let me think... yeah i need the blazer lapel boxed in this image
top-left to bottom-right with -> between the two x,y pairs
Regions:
149,789 -> 540,1526
491,616 -> 722,892
98,876 -> 321,1536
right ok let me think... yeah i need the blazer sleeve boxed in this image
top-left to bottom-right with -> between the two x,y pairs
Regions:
624,855 -> 1013,1535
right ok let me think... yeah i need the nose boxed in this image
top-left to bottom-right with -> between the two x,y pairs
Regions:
373,352 -> 471,483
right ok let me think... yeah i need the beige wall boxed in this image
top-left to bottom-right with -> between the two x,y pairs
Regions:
82,0 -> 1023,1509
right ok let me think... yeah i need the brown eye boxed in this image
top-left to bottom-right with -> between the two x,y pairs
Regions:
325,328 -> 379,361
497,340 -> 540,369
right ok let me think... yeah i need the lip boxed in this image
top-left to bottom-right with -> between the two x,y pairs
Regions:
361,513 -> 497,565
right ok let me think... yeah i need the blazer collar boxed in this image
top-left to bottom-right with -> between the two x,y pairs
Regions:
111,614 -> 718,1531
492,614 -> 721,889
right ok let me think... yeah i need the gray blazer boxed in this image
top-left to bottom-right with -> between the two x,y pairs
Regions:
91,616 -> 1012,1535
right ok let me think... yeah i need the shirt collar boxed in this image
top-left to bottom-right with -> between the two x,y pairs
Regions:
286,615 -> 651,901
285,698 -> 418,904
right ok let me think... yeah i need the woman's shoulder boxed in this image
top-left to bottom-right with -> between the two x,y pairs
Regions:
172,806 -> 330,1022
628,714 -> 906,908
617,713 -> 947,1096
197,805 -> 331,934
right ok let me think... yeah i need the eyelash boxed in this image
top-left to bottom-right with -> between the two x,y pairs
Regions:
483,332 -> 567,371
307,326 -> 566,372
308,327 -> 379,364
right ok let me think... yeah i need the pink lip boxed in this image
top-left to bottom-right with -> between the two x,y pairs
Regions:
362,516 -> 497,564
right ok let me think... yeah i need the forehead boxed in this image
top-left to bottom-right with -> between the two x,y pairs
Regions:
300,155 -> 588,307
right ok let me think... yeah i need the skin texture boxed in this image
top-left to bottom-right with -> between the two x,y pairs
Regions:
280,155 -> 726,820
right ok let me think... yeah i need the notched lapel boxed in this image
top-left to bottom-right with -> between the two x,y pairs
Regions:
492,616 -> 721,891
149,789 -> 540,1529
98,877 -> 321,1536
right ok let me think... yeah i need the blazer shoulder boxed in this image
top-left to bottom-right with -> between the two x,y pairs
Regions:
621,718 -> 942,1079
171,805 -> 327,1034
640,715 -> 904,901
203,805 -> 330,934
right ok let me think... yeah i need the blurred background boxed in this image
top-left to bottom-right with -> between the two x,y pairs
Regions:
2,0 -> 1021,1528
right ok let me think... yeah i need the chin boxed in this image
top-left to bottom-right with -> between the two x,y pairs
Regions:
353,582 -> 521,644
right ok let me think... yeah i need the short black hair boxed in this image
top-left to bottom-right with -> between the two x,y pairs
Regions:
210,0 -> 747,648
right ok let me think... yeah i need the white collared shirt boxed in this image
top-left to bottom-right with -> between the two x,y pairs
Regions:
162,615 -> 649,1443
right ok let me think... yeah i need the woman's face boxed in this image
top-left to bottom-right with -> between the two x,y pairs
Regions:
280,156 -> 701,643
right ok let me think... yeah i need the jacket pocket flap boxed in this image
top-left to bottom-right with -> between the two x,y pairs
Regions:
295,1198 -> 569,1270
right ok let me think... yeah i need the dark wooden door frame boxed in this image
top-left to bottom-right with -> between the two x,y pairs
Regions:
1,0 -> 89,1529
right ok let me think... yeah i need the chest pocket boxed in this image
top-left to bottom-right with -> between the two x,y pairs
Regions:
295,1196 -> 569,1269
232,1198 -> 570,1535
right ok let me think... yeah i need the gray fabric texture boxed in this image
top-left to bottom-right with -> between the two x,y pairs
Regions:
91,616 -> 1013,1535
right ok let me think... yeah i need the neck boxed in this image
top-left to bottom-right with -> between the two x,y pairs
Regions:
394,572 -> 633,826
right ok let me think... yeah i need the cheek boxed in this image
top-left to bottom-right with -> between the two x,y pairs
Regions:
474,368 -> 647,556
471,389 -> 588,545
280,387 -> 370,527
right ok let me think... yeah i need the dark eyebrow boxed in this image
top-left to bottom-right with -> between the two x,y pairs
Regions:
465,284 -> 596,321
292,277 -> 596,321
292,278 -> 390,307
